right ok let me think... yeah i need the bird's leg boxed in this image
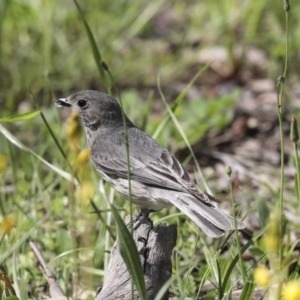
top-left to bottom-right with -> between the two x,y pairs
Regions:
133,207 -> 153,230
140,207 -> 150,219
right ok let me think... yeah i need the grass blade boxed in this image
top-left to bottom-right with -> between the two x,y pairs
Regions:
0,124 -> 77,184
238,280 -> 255,300
72,0 -> 109,89
152,64 -> 210,140
197,247 -> 221,298
110,204 -> 147,300
30,90 -> 78,182
0,216 -> 47,265
221,239 -> 254,296
157,76 -> 212,194
0,110 -> 41,122
153,275 -> 175,300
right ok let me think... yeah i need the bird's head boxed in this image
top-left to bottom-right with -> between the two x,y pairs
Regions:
55,90 -> 129,130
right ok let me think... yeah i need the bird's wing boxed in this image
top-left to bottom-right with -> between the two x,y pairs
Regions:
91,127 -> 212,203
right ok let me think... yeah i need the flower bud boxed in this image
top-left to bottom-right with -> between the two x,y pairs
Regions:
78,181 -> 95,202
254,265 -> 270,287
76,149 -> 91,166
282,281 -> 300,300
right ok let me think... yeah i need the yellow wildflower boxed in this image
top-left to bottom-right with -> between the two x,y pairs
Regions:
263,234 -> 279,252
268,212 -> 280,235
66,120 -> 80,138
66,111 -> 81,147
78,181 -> 95,203
282,281 -> 300,300
76,149 -> 91,166
0,215 -> 17,234
254,265 -> 270,287
264,212 -> 280,252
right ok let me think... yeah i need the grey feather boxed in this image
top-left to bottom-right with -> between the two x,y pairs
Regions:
56,90 -> 246,237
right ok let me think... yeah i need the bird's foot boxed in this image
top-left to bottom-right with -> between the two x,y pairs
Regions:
132,208 -> 154,230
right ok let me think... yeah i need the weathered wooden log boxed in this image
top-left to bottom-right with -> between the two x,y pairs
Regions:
96,217 -> 177,300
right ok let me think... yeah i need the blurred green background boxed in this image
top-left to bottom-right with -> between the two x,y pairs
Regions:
1,0 -> 300,109
1,0 -> 300,298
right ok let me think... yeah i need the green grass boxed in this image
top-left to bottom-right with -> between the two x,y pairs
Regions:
0,0 -> 300,299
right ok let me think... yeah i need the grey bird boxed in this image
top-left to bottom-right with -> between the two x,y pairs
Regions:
55,90 -> 245,237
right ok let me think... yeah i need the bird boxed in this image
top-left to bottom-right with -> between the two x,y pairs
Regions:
55,90 -> 245,237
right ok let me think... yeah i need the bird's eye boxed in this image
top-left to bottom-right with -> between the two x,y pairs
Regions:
77,100 -> 88,109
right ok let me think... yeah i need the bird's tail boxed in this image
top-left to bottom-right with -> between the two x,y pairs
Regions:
170,194 -> 245,238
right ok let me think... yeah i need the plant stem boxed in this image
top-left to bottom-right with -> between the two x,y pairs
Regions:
293,142 -> 300,205
228,168 -> 247,282
277,0 -> 289,264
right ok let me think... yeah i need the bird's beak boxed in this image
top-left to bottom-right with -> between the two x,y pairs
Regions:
55,98 -> 72,108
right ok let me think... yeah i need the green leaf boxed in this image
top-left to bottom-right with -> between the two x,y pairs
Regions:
221,239 -> 254,295
5,296 -> 20,300
216,260 -> 223,299
249,247 -> 265,257
110,204 -> 147,300
0,110 -> 41,122
18,280 -> 28,300
238,280 -> 255,300
257,198 -> 270,228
